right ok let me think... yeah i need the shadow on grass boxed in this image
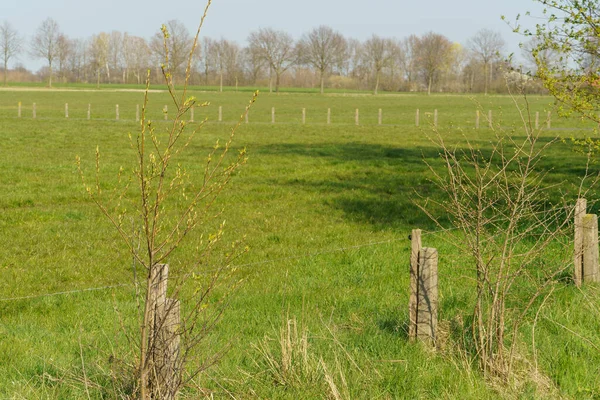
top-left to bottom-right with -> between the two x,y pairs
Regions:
254,138 -> 592,231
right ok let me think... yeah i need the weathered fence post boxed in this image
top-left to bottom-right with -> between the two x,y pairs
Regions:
433,109 -> 438,128
148,263 -> 181,399
164,105 -> 168,120
416,109 -> 420,127
488,110 -> 492,128
33,103 -> 36,119
17,102 -> 21,118
136,104 -> 140,122
574,198 -> 587,287
190,105 -> 194,122
87,104 -> 91,120
302,108 -> 306,124
547,111 -> 551,129
408,229 -> 438,345
475,110 -> 480,129
218,105 -> 222,122
378,108 -> 382,125
245,111 -> 248,124
355,108 -> 359,126
65,103 -> 69,118
535,111 -> 540,129
271,107 -> 275,124
327,108 -> 331,124
582,214 -> 599,283
409,229 -> 421,341
116,104 -> 119,121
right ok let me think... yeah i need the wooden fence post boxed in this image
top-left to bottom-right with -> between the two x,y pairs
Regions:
33,103 -> 36,119
327,108 -> 331,124
148,263 -> 181,399
271,107 -> 275,124
116,104 -> 119,121
136,104 -> 140,122
434,109 -> 438,128
378,108 -> 382,125
535,111 -> 540,129
245,111 -> 248,124
547,111 -> 551,129
416,109 -> 420,127
164,105 -> 168,120
190,106 -> 194,122
355,108 -> 359,126
18,102 -> 21,118
409,229 -> 421,341
582,214 -> 599,283
408,230 -> 438,345
417,247 -> 438,344
65,103 -> 69,118
574,198 -> 587,287
218,105 -> 222,122
476,110 -> 480,129
302,108 -> 306,124
87,104 -> 91,120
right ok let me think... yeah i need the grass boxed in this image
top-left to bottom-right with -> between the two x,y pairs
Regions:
1,89 -> 600,398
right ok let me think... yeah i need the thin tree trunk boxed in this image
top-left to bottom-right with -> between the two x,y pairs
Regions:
427,75 -> 432,95
320,70 -> 324,94
3,59 -> 7,86
374,69 -> 380,95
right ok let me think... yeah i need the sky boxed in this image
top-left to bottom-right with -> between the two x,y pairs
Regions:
0,0 -> 547,72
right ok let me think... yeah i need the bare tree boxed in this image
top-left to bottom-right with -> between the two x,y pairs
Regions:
297,26 -> 347,94
468,29 -> 505,95
89,32 -> 110,87
150,20 -> 193,84
123,34 -> 150,84
30,18 -> 61,87
415,32 -> 452,95
0,21 -> 22,86
247,27 -> 296,93
56,34 -> 72,83
400,35 -> 419,90
362,35 -> 396,95
241,44 -> 266,85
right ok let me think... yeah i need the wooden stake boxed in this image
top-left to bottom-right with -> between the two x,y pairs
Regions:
65,103 -> 68,118
378,108 -> 382,125
116,104 -> 119,121
355,108 -> 359,126
136,104 -> 140,122
583,214 -> 599,283
409,229 -> 421,341
416,109 -> 420,127
245,111 -> 248,124
271,107 -> 275,124
547,111 -> 551,129
302,108 -> 306,124
190,106 -> 194,122
33,103 -> 36,119
434,109 -> 438,128
574,198 -> 587,287
417,247 -> 438,345
218,105 -> 222,122
164,105 -> 168,120
327,108 -> 331,124
535,111 -> 539,129
17,101 -> 21,118
476,110 -> 480,129
87,104 -> 91,120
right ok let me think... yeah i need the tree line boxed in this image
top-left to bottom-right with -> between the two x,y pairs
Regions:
0,18 -> 541,94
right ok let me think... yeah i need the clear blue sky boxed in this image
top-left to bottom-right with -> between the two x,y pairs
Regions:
1,0 -> 546,71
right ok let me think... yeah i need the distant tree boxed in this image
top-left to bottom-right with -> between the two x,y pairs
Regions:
123,34 -> 150,84
400,35 -> 419,90
89,32 -> 110,87
362,35 -> 396,95
297,26 -> 347,94
247,27 -> 296,93
0,21 -> 22,86
56,34 -> 72,83
208,38 -> 240,91
415,32 -> 453,95
30,18 -> 61,87
150,20 -> 193,83
240,44 -> 266,85
467,29 -> 505,95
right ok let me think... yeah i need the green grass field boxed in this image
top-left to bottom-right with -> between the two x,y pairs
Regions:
1,88 -> 600,398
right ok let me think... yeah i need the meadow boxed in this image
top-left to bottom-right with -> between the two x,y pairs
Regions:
1,87 -> 599,398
